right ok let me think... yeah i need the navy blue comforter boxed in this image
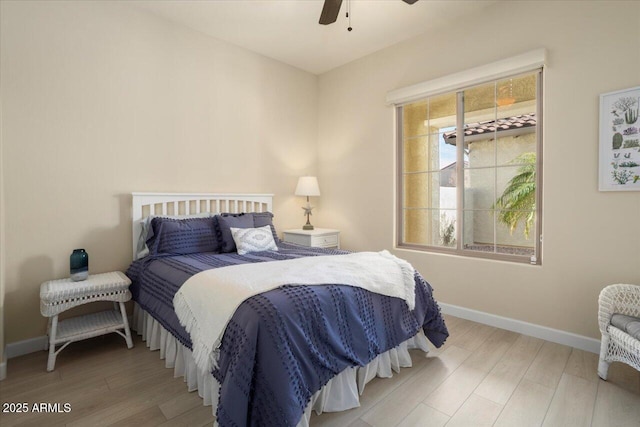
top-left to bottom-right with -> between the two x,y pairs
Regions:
127,243 -> 448,427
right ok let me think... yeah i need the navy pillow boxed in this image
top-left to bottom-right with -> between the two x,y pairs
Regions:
252,212 -> 273,227
216,214 -> 255,253
147,216 -> 219,255
252,212 -> 279,242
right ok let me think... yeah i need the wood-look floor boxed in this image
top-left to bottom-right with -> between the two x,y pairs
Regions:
1,315 -> 638,427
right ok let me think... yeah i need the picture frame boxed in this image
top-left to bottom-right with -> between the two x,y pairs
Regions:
599,86 -> 640,191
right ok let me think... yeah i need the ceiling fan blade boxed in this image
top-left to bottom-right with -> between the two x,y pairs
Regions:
319,0 -> 343,25
402,0 -> 419,4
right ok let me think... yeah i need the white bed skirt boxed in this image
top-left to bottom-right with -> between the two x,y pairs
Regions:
132,303 -> 430,426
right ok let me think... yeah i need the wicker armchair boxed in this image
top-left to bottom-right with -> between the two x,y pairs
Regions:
597,284 -> 640,379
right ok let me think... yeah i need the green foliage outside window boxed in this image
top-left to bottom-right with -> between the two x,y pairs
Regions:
493,152 -> 536,239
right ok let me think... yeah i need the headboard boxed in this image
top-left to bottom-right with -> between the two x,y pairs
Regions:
131,192 -> 274,260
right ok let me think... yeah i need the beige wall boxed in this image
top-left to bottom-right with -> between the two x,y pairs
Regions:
318,1 -> 640,339
3,0 -> 639,350
0,1 -> 318,344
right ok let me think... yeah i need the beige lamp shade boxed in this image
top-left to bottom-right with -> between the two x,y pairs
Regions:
295,176 -> 321,197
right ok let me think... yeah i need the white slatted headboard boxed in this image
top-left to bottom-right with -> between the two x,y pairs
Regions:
132,192 -> 274,260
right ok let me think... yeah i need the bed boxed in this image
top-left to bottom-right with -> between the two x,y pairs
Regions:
126,192 -> 448,426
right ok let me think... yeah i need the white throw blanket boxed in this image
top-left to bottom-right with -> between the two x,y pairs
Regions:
173,250 -> 416,375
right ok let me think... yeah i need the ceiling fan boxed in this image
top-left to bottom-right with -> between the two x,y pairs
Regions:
319,0 -> 419,25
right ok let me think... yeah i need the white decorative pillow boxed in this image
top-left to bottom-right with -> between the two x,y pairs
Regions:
230,225 -> 278,255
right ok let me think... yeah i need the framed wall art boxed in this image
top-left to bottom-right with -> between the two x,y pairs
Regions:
599,86 -> 640,191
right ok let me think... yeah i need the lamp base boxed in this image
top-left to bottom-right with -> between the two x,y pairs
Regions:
303,224 -> 314,230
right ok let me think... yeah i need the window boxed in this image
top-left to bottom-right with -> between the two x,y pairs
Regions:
396,69 -> 542,264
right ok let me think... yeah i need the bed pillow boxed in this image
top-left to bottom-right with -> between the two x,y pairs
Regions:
216,213 -> 255,253
231,225 -> 278,255
136,213 -> 213,259
148,216 -> 219,256
252,211 -> 280,242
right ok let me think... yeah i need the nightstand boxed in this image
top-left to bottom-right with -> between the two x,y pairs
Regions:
282,228 -> 340,249
40,271 -> 134,371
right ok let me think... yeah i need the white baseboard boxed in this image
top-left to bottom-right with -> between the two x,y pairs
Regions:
4,308 -> 601,363
0,359 -> 6,381
6,335 -> 47,359
5,314 -> 135,360
439,302 -> 601,354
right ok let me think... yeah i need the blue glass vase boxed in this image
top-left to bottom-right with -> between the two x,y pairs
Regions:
70,249 -> 89,281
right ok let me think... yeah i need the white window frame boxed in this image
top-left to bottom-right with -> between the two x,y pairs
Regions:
390,50 -> 546,264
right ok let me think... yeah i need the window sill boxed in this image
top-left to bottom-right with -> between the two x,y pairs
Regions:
395,243 -> 541,266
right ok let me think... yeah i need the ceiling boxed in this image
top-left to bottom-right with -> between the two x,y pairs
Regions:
131,0 -> 499,75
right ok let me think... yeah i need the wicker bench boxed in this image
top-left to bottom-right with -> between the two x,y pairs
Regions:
40,271 -> 134,371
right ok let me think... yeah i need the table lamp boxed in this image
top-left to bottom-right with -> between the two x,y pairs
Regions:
295,176 -> 321,230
